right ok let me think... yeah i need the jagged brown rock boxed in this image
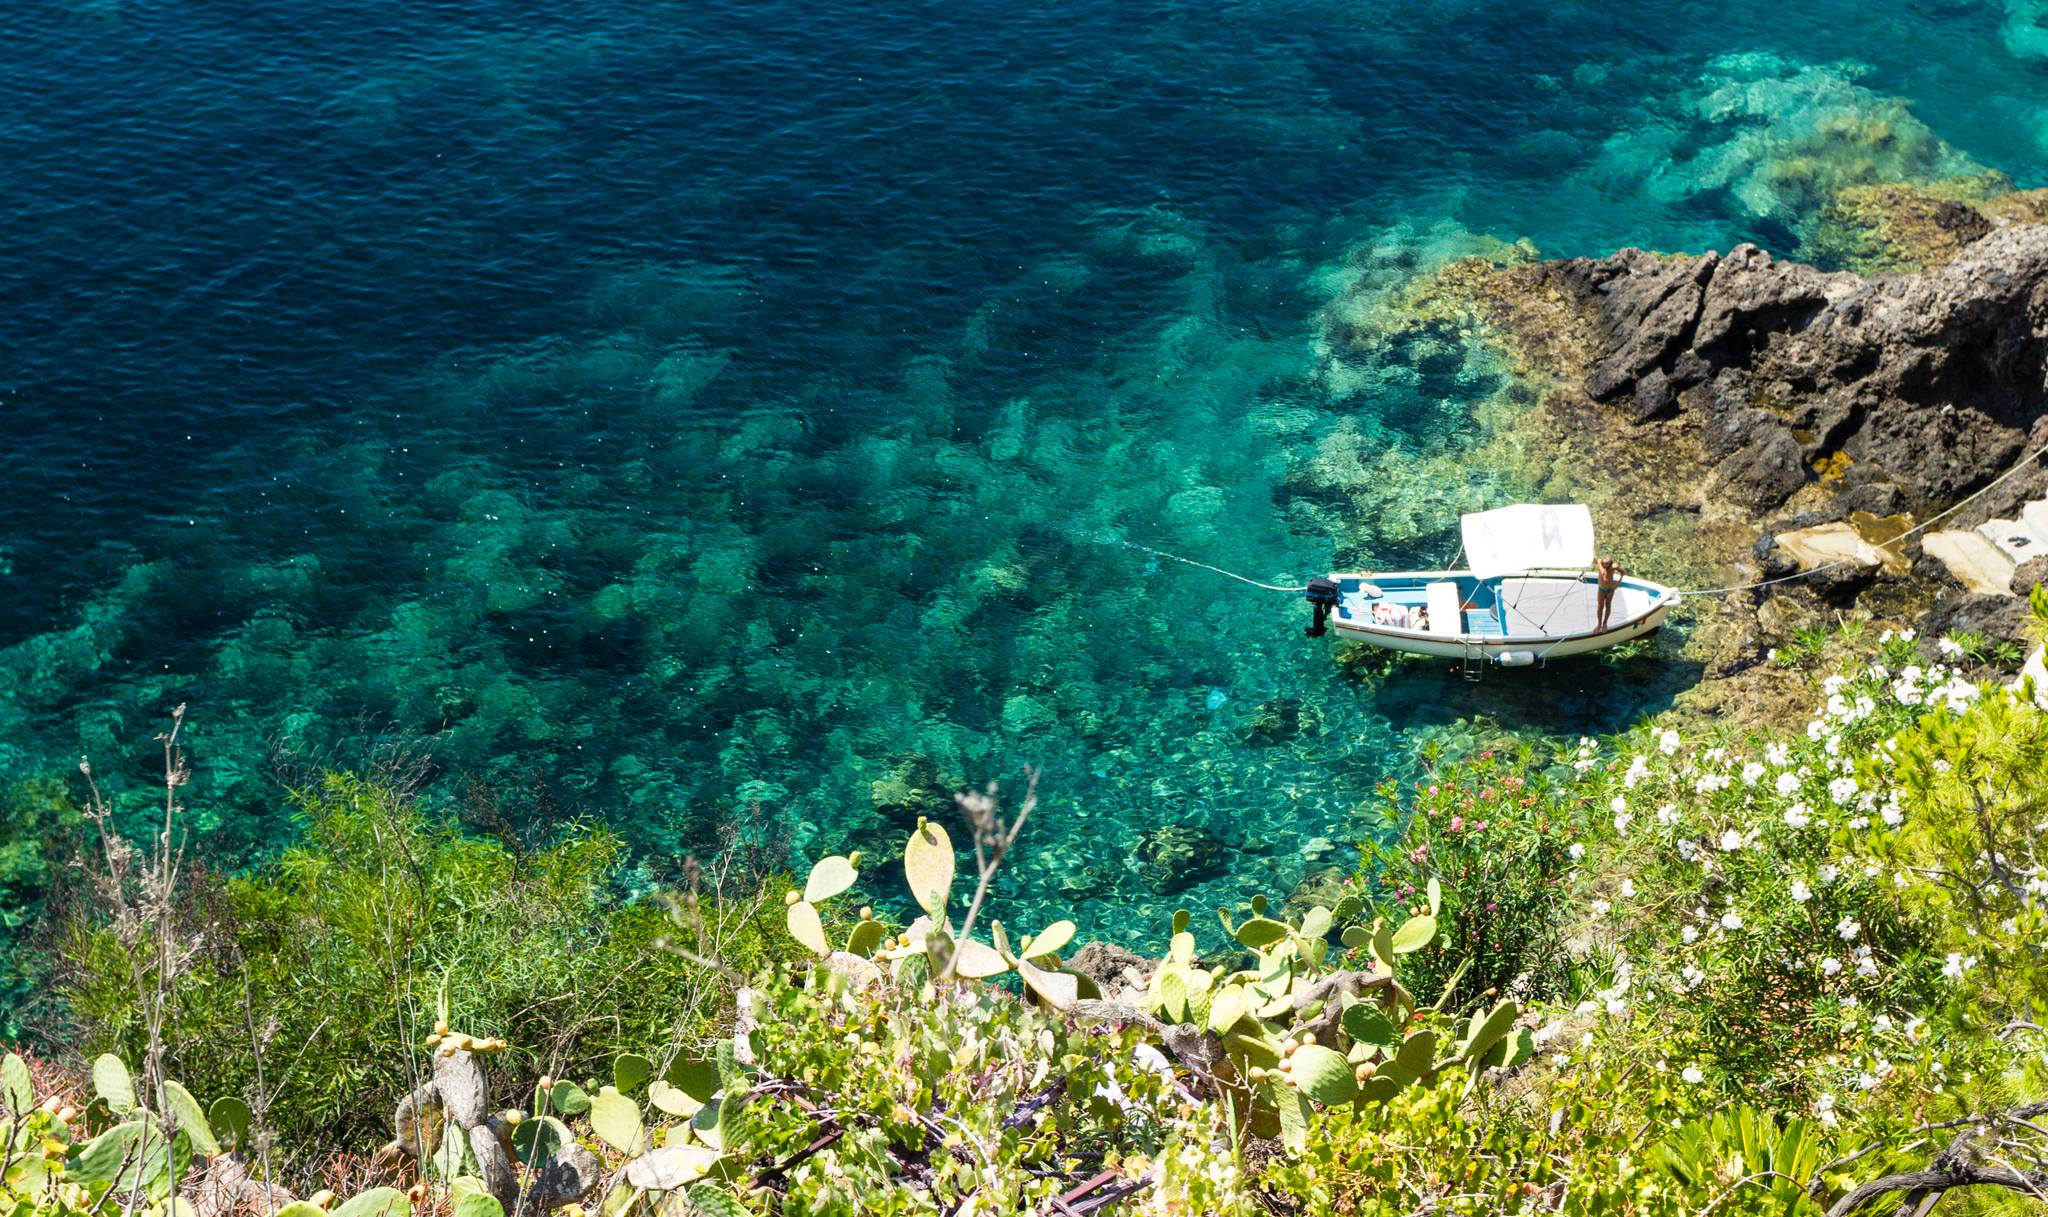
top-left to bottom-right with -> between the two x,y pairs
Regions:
1517,225 -> 2048,518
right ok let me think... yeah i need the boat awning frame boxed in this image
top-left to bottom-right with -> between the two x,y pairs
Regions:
1461,503 -> 1596,581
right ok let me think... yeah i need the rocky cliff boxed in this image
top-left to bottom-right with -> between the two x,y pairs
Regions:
1517,224 -> 2048,520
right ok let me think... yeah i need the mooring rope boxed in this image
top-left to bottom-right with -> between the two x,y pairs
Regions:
1119,541 -> 1310,593
1675,440 -> 2048,598
1120,439 -> 2048,620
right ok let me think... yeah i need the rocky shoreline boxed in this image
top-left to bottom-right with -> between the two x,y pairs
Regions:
1369,186 -> 2048,724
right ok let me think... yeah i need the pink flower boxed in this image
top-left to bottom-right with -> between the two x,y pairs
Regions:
1449,816 -> 1464,832
1486,901 -> 1499,911
1474,821 -> 1487,832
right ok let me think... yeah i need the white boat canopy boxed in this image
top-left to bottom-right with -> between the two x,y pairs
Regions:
1461,503 -> 1596,580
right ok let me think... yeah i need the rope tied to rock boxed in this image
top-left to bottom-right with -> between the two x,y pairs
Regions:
1675,440 -> 2048,599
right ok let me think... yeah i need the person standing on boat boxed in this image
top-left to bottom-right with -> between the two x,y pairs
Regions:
1595,557 -> 1625,631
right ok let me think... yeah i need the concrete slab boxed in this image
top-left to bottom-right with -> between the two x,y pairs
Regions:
1977,518 -> 2046,563
1922,530 -> 2017,596
2022,500 -> 2048,546
1775,522 -> 1890,572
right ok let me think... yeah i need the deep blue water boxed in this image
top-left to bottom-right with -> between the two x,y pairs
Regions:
3,0 -> 2045,936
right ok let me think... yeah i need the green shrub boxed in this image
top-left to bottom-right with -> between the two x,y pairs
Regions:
56,771 -> 794,1175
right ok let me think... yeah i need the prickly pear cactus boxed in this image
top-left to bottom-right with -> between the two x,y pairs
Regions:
779,819 -> 1087,1008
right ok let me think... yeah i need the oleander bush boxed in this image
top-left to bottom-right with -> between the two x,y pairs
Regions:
7,626 -> 2048,1217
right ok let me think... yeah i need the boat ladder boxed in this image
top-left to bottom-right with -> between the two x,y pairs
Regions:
1459,638 -> 1486,681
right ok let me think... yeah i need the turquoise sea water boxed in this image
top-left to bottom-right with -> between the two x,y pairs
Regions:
3,0 -> 2046,938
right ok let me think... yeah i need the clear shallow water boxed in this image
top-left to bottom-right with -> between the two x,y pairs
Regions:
3,0 -> 2045,937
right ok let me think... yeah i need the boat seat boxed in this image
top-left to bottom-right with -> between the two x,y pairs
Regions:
1424,581 -> 1462,636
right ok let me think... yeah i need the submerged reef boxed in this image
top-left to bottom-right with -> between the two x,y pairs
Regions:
1585,54 -> 1986,234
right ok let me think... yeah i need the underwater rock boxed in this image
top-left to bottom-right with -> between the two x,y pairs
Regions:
868,754 -> 959,831
1756,594 -> 1817,638
1282,864 -> 1351,921
1132,824 -> 1229,894
1242,697 -> 1322,746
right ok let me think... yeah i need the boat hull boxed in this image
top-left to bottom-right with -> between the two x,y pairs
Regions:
1323,569 -> 1679,665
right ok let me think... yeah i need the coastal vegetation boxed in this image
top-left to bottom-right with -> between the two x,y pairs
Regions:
5,603 -> 2046,1215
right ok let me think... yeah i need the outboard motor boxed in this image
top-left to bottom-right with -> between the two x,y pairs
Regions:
1303,577 -> 1341,637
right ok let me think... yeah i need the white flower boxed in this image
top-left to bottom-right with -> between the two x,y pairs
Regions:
1821,957 -> 1843,976
1611,793 -> 1629,815
1837,917 -> 1861,941
1682,1065 -> 1704,1084
1569,843 -> 1586,861
1819,864 -> 1840,882
1900,628 -> 1917,642
1790,879 -> 1812,902
1719,911 -> 1743,930
1941,953 -> 1978,980
1854,947 -> 1879,978
1681,925 -> 1699,944
1766,741 -> 1792,767
1591,900 -> 1612,916
1848,816 -> 1870,830
1614,812 -> 1634,835
1829,776 -> 1860,806
1621,878 -> 1636,899
1719,829 -> 1745,852
1742,762 -> 1766,785
1784,803 -> 1812,829
1937,636 -> 1963,657
1658,729 -> 1681,756
1880,801 -> 1903,828
1624,757 -> 1650,789
1775,771 -> 1801,797
1657,803 -> 1679,825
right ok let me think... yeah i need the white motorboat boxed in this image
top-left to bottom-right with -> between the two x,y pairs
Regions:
1303,504 -> 1680,667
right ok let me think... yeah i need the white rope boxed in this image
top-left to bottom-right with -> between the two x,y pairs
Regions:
1677,441 -> 2048,598
1120,541 -> 1310,593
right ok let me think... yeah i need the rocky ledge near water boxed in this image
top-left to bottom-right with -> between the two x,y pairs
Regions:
1426,201 -> 2048,698
1539,223 -> 2048,521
